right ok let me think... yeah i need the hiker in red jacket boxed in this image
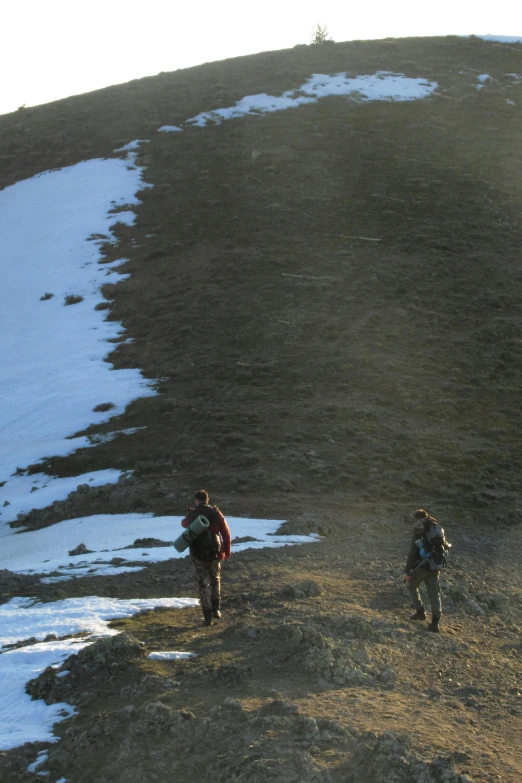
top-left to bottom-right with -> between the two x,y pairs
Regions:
181,489 -> 231,626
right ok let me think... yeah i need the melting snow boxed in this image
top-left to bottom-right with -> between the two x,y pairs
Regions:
0,469 -> 126,530
474,35 -> 522,43
0,596 -> 199,750
27,751 -> 49,773
0,153 -> 156,514
0,512 -> 317,581
147,651 -> 198,660
158,125 -> 183,132
0,596 -> 198,648
183,71 -> 438,128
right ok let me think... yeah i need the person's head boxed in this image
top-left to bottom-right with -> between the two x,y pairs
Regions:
194,489 -> 209,505
413,508 -> 430,522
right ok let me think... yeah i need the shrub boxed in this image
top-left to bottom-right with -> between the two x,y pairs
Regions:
310,23 -> 334,45
40,292 -> 54,301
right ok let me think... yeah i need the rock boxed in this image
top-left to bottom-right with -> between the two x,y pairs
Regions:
463,599 -> 485,616
143,701 -> 173,721
27,633 -> 146,705
223,697 -> 243,710
295,715 -> 320,739
379,666 -> 398,684
68,543 -> 93,556
339,615 -> 377,640
125,537 -> 173,548
475,592 -> 508,611
285,580 -> 322,599
446,583 -> 468,602
456,685 -> 486,697
353,647 -> 372,664
233,535 -> 260,544
285,624 -> 330,648
65,632 -> 146,673
26,663 -> 60,701
352,733 -> 467,782
114,705 -> 137,720
9,636 -> 39,650
210,662 -> 251,683
258,699 -> 298,716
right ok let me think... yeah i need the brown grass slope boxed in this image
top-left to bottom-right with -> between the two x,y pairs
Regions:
3,35 -> 521,525
1,34 -> 522,783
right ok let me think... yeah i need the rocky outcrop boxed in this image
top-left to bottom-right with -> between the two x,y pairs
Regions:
26,697 -> 471,783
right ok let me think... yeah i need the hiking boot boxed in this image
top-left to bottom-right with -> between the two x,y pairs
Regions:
410,607 -> 427,621
212,599 -> 222,620
203,609 -> 213,626
428,614 -> 441,633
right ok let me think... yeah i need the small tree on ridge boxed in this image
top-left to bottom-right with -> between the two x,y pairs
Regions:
310,23 -> 334,45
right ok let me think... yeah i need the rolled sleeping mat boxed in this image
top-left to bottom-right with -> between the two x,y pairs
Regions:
173,515 -> 210,553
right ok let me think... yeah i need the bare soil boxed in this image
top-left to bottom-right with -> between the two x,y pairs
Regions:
0,35 -> 521,782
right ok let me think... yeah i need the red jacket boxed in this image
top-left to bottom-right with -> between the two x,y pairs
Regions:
181,503 -> 231,560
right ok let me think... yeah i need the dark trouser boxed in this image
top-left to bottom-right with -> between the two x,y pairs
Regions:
191,556 -> 221,613
408,568 -> 441,616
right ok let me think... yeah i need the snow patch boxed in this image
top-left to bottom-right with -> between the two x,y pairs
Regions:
147,651 -> 198,660
182,71 -> 437,128
0,155 -> 156,510
473,35 -> 522,44
0,596 -> 198,750
0,595 -> 198,648
114,139 -> 150,152
27,751 -> 49,773
0,512 -> 318,581
0,470 -> 126,530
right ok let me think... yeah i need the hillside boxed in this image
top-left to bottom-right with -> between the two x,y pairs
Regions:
0,35 -> 521,783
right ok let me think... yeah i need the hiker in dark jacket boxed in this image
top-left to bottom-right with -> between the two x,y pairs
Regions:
404,508 -> 450,633
181,489 -> 231,626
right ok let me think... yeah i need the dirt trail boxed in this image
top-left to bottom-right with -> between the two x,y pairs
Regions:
2,524 -> 521,782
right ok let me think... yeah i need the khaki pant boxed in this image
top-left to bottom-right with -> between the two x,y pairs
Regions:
191,556 -> 221,613
408,567 -> 441,616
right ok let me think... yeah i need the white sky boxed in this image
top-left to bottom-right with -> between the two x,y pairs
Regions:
1,0 -> 521,116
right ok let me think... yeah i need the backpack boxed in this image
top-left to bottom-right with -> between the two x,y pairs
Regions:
190,506 -> 222,561
416,524 -> 450,571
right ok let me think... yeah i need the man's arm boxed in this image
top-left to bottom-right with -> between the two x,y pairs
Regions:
216,510 -> 231,559
404,537 -> 419,574
181,508 -> 195,528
